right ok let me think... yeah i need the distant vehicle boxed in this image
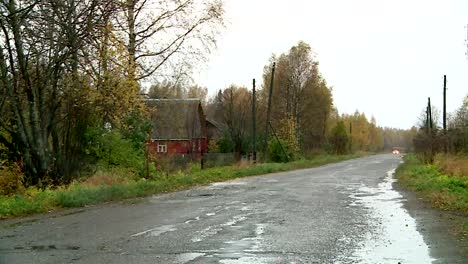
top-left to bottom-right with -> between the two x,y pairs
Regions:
392,149 -> 400,155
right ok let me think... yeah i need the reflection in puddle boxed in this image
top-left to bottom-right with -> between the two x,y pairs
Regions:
191,214 -> 249,242
184,216 -> 200,224
188,222 -> 269,263
349,169 -> 434,263
217,223 -> 268,263
219,256 -> 271,264
130,224 -> 176,237
176,252 -> 205,262
211,181 -> 247,187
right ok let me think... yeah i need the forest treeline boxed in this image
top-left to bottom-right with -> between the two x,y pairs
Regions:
413,95 -> 468,163
0,1 -> 414,192
149,42 -> 416,161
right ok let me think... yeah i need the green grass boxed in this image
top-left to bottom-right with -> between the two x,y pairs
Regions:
396,154 -> 468,235
0,154 -> 360,219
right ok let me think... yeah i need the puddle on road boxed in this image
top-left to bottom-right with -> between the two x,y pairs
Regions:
347,169 -> 434,263
188,214 -> 269,263
211,181 -> 247,187
130,224 -> 176,238
176,252 -> 206,262
184,216 -> 200,224
191,214 -> 250,242
216,223 -> 269,264
219,256 -> 271,264
264,179 -> 279,183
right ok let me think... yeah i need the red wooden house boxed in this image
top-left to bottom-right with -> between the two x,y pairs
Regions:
145,98 -> 208,160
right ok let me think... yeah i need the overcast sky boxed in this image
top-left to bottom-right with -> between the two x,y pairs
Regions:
194,0 -> 468,129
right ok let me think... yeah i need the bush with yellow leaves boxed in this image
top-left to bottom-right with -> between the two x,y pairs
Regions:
0,161 -> 24,196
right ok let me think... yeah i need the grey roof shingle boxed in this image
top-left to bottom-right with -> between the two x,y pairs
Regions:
144,99 -> 205,140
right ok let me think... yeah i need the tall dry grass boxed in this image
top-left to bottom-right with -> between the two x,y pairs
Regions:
80,168 -> 137,187
435,154 -> 468,177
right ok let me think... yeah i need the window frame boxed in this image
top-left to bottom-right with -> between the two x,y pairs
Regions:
157,143 -> 167,153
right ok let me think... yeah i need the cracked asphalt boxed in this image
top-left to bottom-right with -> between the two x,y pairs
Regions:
0,154 -> 466,263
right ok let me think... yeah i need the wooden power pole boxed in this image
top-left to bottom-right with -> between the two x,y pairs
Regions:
428,97 -> 433,130
252,78 -> 257,163
263,62 -> 276,159
349,122 -> 353,153
426,105 -> 429,133
443,75 -> 447,131
443,75 -> 448,153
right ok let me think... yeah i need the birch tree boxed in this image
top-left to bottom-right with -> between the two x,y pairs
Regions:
0,0 -> 111,183
116,0 -> 224,81
261,41 -> 333,152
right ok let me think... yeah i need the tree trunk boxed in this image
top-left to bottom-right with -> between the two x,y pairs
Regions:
126,0 -> 137,81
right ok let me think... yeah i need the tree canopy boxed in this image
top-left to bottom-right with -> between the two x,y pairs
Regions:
0,0 -> 225,185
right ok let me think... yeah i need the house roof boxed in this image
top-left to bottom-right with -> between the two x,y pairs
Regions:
206,118 -> 227,131
144,99 -> 205,140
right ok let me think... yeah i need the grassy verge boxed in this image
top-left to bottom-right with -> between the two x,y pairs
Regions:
396,154 -> 468,235
0,154 -> 360,219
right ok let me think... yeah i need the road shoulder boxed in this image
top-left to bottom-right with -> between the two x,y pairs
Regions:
395,182 -> 468,263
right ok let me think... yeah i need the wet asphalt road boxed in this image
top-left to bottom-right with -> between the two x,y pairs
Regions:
0,154 -> 466,263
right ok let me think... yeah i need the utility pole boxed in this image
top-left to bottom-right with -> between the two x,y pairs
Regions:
349,122 -> 353,153
443,75 -> 447,131
443,75 -> 447,153
428,97 -> 433,130
146,133 -> 151,178
252,78 -> 257,163
426,105 -> 429,133
428,97 -> 434,163
263,62 -> 276,159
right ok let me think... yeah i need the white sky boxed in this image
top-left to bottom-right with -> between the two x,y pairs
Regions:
194,0 -> 468,129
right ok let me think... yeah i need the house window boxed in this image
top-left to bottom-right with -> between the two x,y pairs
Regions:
157,143 -> 167,153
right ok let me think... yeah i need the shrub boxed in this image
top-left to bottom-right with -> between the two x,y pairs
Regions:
121,111 -> 152,150
0,162 -> 24,195
218,133 -> 234,153
207,140 -> 219,152
277,118 -> 300,155
330,121 -> 349,154
413,130 -> 442,164
85,128 -> 145,174
268,138 -> 293,163
150,154 -> 192,174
